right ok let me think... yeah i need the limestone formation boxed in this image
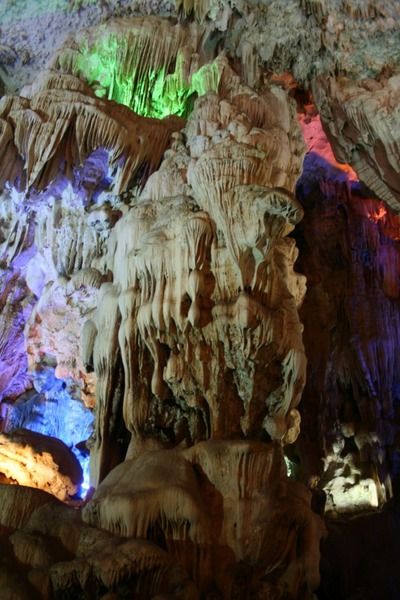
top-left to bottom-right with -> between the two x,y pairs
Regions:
315,74 -> 400,212
0,73 -> 182,194
0,429 -> 82,500
51,17 -> 208,118
84,441 -> 324,596
295,112 -> 400,514
88,60 -> 307,489
0,2 -> 400,599
0,266 -> 34,403
0,484 -> 198,599
0,483 -> 62,530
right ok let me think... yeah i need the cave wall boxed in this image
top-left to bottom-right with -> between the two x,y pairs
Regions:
295,113 -> 400,513
0,1 -> 400,599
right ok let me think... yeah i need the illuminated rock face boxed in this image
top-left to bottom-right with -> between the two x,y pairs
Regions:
1,3 -> 400,599
0,18 -> 323,597
0,266 -> 34,403
67,58 -> 324,598
83,441 -> 324,597
315,75 -> 400,213
88,63 -> 308,488
52,16 -> 220,119
0,429 -> 82,500
0,137 -> 119,492
0,73 -> 182,194
0,57 -> 188,493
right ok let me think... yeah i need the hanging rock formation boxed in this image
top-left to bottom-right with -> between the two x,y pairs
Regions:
1,2 -> 400,599
315,75 -> 400,212
0,72 -> 182,193
88,60 -> 307,488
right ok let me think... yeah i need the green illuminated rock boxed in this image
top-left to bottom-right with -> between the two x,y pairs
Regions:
55,18 -> 221,119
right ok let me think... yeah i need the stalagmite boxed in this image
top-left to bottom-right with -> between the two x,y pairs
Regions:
87,63 -> 307,481
83,440 -> 324,595
1,3 -> 400,599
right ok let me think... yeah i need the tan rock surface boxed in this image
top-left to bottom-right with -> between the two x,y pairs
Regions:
2,5 -> 400,598
84,440 -> 324,597
315,74 -> 400,212
0,72 -> 182,194
0,429 -> 82,500
0,484 -> 199,599
89,63 -> 307,488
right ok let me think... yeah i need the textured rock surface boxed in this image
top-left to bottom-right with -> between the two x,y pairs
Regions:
0,1 -> 175,95
89,60 -> 307,487
0,72 -> 182,193
84,441 -> 324,597
0,484 -> 197,599
315,75 -> 400,212
0,429 -> 82,500
2,1 -> 400,96
1,2 -> 400,599
293,114 -> 400,515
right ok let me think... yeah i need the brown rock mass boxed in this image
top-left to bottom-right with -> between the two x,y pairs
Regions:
0,2 -> 400,599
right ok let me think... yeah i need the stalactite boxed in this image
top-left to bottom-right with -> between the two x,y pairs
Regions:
315,74 -> 400,212
0,73 -> 183,195
53,17 -> 221,119
6,5 -> 400,597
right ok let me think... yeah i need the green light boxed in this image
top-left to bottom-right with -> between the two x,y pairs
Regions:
284,455 -> 299,479
72,34 -> 221,119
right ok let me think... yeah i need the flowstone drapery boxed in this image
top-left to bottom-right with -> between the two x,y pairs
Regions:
88,62 -> 308,485
0,17 -> 324,598
2,4 -> 400,599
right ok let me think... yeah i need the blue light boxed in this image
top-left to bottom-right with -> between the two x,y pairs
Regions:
73,447 -> 91,497
8,367 -> 93,497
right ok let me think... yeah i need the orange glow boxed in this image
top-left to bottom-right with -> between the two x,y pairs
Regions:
368,205 -> 387,223
299,114 -> 359,182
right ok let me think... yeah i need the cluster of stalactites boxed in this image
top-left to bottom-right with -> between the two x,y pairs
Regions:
315,74 -> 400,213
51,16 -> 221,119
84,63 -> 307,489
0,72 -> 183,195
